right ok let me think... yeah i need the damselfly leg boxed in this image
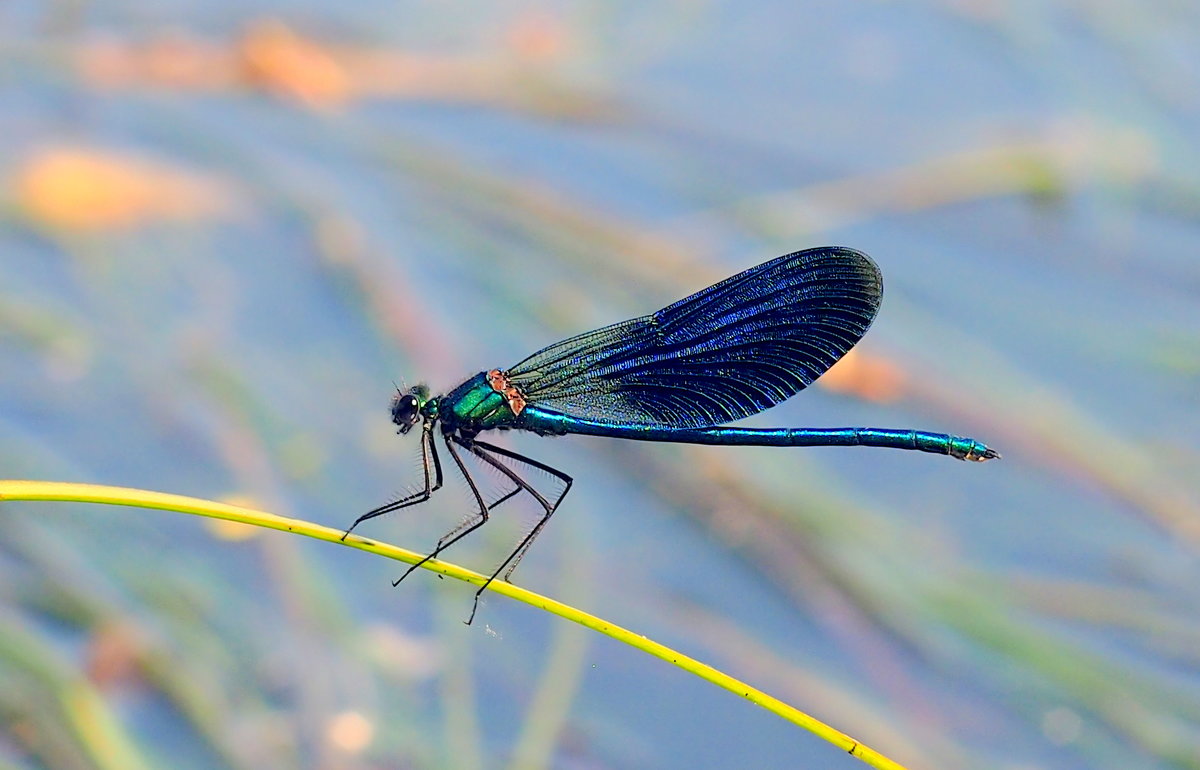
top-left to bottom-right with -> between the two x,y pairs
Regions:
458,438 -> 573,624
342,421 -> 442,540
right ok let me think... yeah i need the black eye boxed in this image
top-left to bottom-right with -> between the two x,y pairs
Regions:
391,394 -> 419,426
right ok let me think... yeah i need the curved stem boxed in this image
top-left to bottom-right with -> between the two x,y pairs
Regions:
0,480 -> 907,770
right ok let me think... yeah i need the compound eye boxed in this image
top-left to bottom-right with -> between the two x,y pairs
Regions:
391,393 -> 420,426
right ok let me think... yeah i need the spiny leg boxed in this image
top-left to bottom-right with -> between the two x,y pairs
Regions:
342,421 -> 443,540
459,437 -> 573,624
389,435 -> 529,592
471,439 -> 573,580
391,432 -> 493,588
410,472 -> 523,552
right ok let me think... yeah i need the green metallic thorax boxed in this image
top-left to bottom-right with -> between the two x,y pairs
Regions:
440,372 -> 520,432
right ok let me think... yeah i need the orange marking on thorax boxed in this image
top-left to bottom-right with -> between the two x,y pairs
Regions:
486,368 -> 527,416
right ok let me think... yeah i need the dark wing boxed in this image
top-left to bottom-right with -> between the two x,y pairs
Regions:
506,247 -> 882,428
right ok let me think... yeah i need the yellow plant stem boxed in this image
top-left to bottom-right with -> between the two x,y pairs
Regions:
0,480 -> 906,770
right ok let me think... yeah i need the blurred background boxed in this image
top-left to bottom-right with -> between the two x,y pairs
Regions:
2,1 -> 1199,768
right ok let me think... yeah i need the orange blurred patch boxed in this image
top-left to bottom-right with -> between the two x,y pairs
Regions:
238,19 -> 349,108
79,31 -> 236,90
327,710 -> 374,753
85,621 -> 143,690
14,147 -> 235,231
79,22 -> 352,106
507,12 -> 570,61
817,348 -> 908,403
74,19 -> 590,113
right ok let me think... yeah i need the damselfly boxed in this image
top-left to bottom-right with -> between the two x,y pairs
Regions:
344,247 -> 998,622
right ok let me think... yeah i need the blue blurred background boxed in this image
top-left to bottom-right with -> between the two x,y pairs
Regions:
2,2 -> 1199,768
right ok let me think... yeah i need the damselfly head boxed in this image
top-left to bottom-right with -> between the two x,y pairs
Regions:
390,387 -> 424,434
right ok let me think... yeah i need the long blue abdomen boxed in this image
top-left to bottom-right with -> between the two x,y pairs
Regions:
517,406 -> 995,461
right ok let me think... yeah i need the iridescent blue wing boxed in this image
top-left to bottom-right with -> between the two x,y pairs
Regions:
506,246 -> 883,429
